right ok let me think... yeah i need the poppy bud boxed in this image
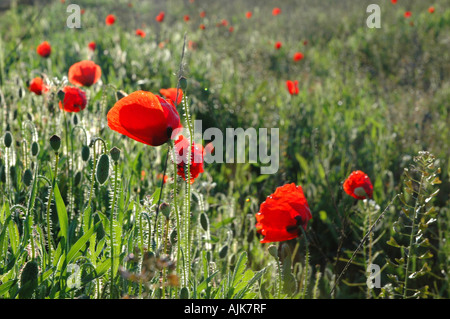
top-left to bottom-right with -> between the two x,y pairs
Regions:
72,113 -> 79,125
200,212 -> 209,231
170,229 -> 177,245
179,76 -> 188,90
160,202 -> 171,219
180,287 -> 190,299
219,245 -> 228,258
57,89 -> 65,102
19,260 -> 38,299
4,131 -> 12,148
23,169 -> 33,187
268,245 -> 278,258
110,147 -> 121,162
74,170 -> 82,187
96,153 -> 110,185
49,135 -> 61,152
81,145 -> 90,162
31,141 -> 39,157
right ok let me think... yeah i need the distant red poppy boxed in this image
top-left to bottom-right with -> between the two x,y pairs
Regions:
157,173 -> 169,184
404,11 -> 412,18
68,60 -> 102,87
229,26 -> 234,33
135,29 -> 146,38
81,9 -> 85,14
199,24 -> 205,30
220,19 -> 229,27
343,170 -> 373,200
303,40 -> 308,46
107,90 -> 182,146
391,0 -> 397,4
293,52 -> 304,62
246,11 -> 252,19
272,7 -> 281,16
105,14 -> 116,25
184,15 -> 190,22
29,77 -> 48,95
36,41 -> 51,58
160,88 -> 183,105
200,11 -> 206,18
88,41 -> 96,51
156,11 -> 165,22
428,6 -> 435,14
255,183 -> 312,243
274,41 -> 282,49
59,86 -> 87,113
286,80 -> 299,95
174,135 -> 204,184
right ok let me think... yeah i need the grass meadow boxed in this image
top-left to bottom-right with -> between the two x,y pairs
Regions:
0,0 -> 449,301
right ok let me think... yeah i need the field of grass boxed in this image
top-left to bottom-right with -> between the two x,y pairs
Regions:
0,0 -> 449,301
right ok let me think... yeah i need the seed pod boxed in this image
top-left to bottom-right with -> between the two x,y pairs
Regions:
179,287 -> 190,299
81,145 -> 90,162
19,260 -> 38,299
31,141 -> 39,157
95,153 -> 110,185
268,245 -> 278,258
110,147 -> 121,162
179,76 -> 188,90
4,131 -> 12,148
23,169 -> 33,187
218,245 -> 228,259
160,202 -> 171,219
49,135 -> 61,152
200,212 -> 209,231
74,171 -> 82,187
72,113 -> 79,126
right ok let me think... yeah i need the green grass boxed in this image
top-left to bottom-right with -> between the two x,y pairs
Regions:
0,0 -> 449,299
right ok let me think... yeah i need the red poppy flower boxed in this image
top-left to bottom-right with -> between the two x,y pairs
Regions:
220,19 -> 229,27
404,11 -> 412,18
199,24 -> 206,30
428,6 -> 435,14
81,9 -> 85,14
68,60 -> 102,87
156,11 -> 165,22
160,88 -> 183,105
105,14 -> 116,25
255,183 -> 312,244
274,41 -> 282,49
272,7 -> 281,16
246,11 -> 252,19
286,80 -> 299,95
107,90 -> 182,146
36,41 -> 51,58
174,135 -> 204,184
157,173 -> 169,184
59,86 -> 87,113
391,0 -> 397,4
229,26 -> 234,33
343,170 -> 373,200
200,11 -> 206,18
29,77 -> 49,95
135,29 -> 146,38
88,41 -> 96,51
184,15 -> 190,22
293,52 -> 304,62
303,40 -> 308,46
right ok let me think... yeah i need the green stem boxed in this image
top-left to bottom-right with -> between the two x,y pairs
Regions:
299,227 -> 310,299
45,151 -> 59,267
110,161 -> 119,298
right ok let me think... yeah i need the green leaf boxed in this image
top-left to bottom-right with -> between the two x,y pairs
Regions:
67,222 -> 100,264
54,182 -> 68,247
232,251 -> 248,288
0,279 -> 17,297
386,236 -> 402,248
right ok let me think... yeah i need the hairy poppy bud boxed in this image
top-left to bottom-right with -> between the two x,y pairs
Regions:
96,153 -> 110,185
4,131 -> 12,148
74,171 -> 82,187
110,147 -> 121,162
49,135 -> 61,152
31,141 -> 39,157
219,245 -> 228,258
19,260 -> 38,299
200,212 -> 209,231
160,202 -> 171,219
81,145 -> 90,162
268,245 -> 278,258
179,77 -> 188,90
23,169 -> 33,187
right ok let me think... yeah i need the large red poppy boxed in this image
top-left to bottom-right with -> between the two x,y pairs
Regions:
105,14 -> 116,25
174,135 -> 204,184
107,90 -> 182,146
29,77 -> 48,95
68,60 -> 102,87
286,80 -> 299,95
36,41 -> 51,58
160,88 -> 183,105
255,183 -> 312,243
59,86 -> 87,113
343,170 -> 373,200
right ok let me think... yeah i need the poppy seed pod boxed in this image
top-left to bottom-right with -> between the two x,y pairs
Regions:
4,132 -> 12,148
23,169 -> 33,187
110,147 -> 121,162
219,245 -> 228,258
81,145 -> 90,162
19,260 -> 38,299
31,141 -> 39,157
49,135 -> 61,152
96,153 -> 110,185
160,202 -> 171,219
179,77 -> 188,90
200,212 -> 209,231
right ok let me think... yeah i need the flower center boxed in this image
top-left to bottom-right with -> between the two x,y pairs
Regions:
354,187 -> 367,197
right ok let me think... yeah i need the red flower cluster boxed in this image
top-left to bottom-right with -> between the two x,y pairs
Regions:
29,77 -> 48,95
286,80 -> 299,95
36,41 -> 51,58
343,170 -> 373,200
107,90 -> 182,146
68,60 -> 102,87
174,135 -> 204,184
59,86 -> 87,113
136,29 -> 146,38
255,183 -> 312,243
